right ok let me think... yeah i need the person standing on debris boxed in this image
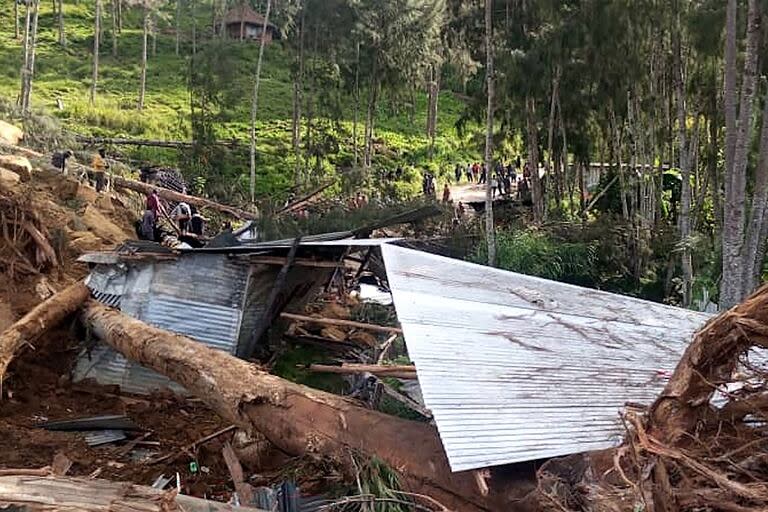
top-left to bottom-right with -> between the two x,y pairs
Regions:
442,183 -> 451,203
454,164 -> 462,183
490,174 -> 499,198
145,189 -> 167,235
138,209 -> 156,241
90,149 -> 109,193
170,201 -> 192,233
51,150 -> 74,175
465,164 -> 473,183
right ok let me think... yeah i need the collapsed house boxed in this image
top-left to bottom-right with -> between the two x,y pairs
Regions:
77,237 -> 397,393
78,237 -> 711,475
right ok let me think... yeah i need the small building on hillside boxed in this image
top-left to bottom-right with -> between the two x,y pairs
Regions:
224,4 -> 280,43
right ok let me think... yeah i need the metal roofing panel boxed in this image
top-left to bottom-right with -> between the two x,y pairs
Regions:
150,254 -> 248,308
380,244 -> 710,472
144,294 -> 242,353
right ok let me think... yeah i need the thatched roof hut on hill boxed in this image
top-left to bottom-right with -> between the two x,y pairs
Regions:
223,4 -> 280,43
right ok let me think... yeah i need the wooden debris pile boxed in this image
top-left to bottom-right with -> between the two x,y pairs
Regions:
536,284 -> 768,512
0,187 -> 60,278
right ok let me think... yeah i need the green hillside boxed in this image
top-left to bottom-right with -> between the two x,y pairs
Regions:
0,0 -> 481,202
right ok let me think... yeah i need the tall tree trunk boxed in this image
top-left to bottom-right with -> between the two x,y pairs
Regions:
292,4 -> 305,182
249,0 -> 272,204
742,92 -> 768,294
352,40 -> 360,167
21,0 -> 40,114
175,0 -> 181,55
57,0 -> 65,46
14,0 -> 19,40
19,2 -> 32,108
151,12 -> 157,57
484,0 -> 496,265
364,57 -> 379,169
111,0 -> 118,56
675,14 -> 692,308
526,96 -> 544,222
426,64 -> 440,160
116,0 -> 122,32
90,0 -> 101,105
219,0 -> 226,38
137,6 -> 149,111
720,0 -> 761,309
546,65 -> 561,211
191,0 -> 196,55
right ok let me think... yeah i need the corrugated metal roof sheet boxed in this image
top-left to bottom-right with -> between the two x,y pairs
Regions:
380,244 -> 711,472
76,254 -> 248,394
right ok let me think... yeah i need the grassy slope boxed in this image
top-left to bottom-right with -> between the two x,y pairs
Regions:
0,0 -> 481,201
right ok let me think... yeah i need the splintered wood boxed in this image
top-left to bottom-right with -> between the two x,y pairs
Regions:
535,284 -> 768,512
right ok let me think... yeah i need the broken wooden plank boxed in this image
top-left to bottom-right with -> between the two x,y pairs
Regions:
81,300 -> 502,512
280,313 -> 402,334
0,281 -> 90,385
309,363 -> 417,380
149,425 -> 237,465
222,442 -> 255,505
276,182 -> 334,215
0,472 -> 268,512
248,255 -> 340,268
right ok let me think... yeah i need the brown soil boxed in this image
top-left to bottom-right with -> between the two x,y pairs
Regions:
0,326 -> 237,500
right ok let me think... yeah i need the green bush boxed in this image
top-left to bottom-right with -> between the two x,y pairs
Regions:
473,229 -> 598,286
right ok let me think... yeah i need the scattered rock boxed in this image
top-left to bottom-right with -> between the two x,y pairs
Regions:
0,120 -> 24,145
94,195 -> 114,212
0,155 -> 32,181
55,179 -> 80,201
75,183 -> 98,204
81,205 -> 130,245
0,167 -> 21,184
68,231 -> 102,253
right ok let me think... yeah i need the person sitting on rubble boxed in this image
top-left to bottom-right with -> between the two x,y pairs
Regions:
90,148 -> 109,193
51,150 -> 74,175
170,201 -> 192,233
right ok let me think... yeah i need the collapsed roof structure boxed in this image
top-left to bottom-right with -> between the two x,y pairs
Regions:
79,237 -> 710,472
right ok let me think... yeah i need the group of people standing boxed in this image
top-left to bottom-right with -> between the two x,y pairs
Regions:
453,156 -> 533,200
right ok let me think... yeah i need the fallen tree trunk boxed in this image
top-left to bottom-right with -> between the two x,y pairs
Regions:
0,281 -> 89,383
111,175 -> 258,221
0,472 -> 268,512
81,300 -> 511,512
309,363 -> 417,380
0,141 -> 258,221
74,134 -> 242,148
281,312 -> 403,334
